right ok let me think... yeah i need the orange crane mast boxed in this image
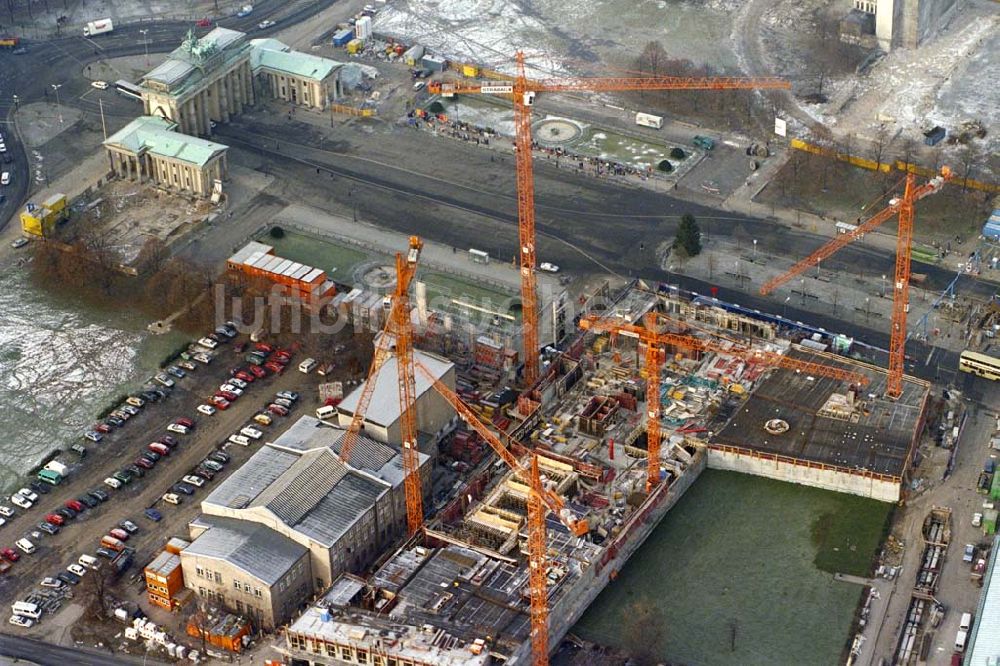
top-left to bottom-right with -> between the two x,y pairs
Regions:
759,168 -> 951,398
414,360 -> 586,666
579,312 -> 869,491
340,236 -> 425,536
429,53 -> 790,387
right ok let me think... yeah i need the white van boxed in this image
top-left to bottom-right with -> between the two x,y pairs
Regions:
78,554 -> 100,570
960,612 -> 973,631
104,476 -> 122,489
228,434 -> 251,447
316,405 -> 337,420
298,358 -> 317,374
11,601 -> 41,619
15,539 -> 35,555
956,629 -> 968,652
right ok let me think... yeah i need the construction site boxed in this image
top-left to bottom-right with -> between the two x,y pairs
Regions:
274,266 -> 929,664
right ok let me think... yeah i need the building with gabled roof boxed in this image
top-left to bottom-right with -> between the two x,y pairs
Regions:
103,116 -> 229,198
250,38 -> 344,110
191,416 -> 432,600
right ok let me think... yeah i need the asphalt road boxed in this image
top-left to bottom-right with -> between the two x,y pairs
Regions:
0,0 -> 337,229
0,633 -> 166,665
214,116 -> 966,384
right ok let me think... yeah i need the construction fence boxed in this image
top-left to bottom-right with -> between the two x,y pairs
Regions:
790,138 -> 999,193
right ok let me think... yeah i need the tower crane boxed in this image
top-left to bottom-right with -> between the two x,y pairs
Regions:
429,53 -> 790,387
758,168 -> 952,398
340,236 -> 425,536
579,312 -> 869,491
415,360 -> 588,666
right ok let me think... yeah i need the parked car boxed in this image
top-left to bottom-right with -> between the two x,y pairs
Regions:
40,577 -> 64,588
166,366 -> 186,379
964,544 -> 976,562
56,507 -> 76,520
57,571 -> 80,586
248,365 -> 268,378
28,481 -> 49,495
134,457 -> 154,470
208,450 -> 230,463
120,520 -> 139,534
44,513 -> 64,527
67,564 -> 87,577
154,373 -> 175,388
228,378 -> 248,390
197,404 -> 216,416
276,390 -> 299,402
0,548 -> 19,562
125,396 -> 145,407
77,495 -> 99,509
195,466 -> 216,480
210,396 -> 231,410
218,390 -> 239,402
0,506 -> 15,518
254,413 -> 273,426
178,360 -> 197,371
240,426 -> 263,440
166,423 -> 189,435
64,499 -> 84,513
267,403 -> 289,417
144,508 -> 162,522
175,417 -> 195,429
37,522 -> 59,535
9,614 -> 34,628
219,384 -> 243,397
95,547 -> 117,559
83,431 -> 103,443
125,464 -> 145,478
182,475 -> 206,488
264,361 -> 285,374
172,483 -> 195,496
108,528 -> 129,542
94,423 -> 113,433
17,489 -> 38,503
10,495 -> 32,510
196,17 -> 212,27
197,337 -> 218,349
201,459 -> 224,473
88,489 -> 109,502
235,371 -> 255,383
228,434 -> 251,447
162,493 -> 182,505
273,397 -> 294,409
120,405 -> 140,416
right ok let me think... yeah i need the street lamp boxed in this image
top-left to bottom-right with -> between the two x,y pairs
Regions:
783,296 -> 790,319
50,84 -> 62,123
11,95 -> 18,111
139,29 -> 149,66
881,274 -> 887,298
753,239 -> 758,261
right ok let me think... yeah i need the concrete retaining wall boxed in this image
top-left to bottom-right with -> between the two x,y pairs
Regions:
706,447 -> 900,503
508,448 -> 708,664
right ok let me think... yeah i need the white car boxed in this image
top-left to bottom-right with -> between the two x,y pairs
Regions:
16,488 -> 37,503
197,337 -> 218,349
162,493 -> 182,505
67,564 -> 87,577
0,506 -> 14,518
10,495 -> 32,510
196,404 -> 216,416
10,238 -> 28,250
8,615 -> 33,628
90,80 -> 109,90
219,384 -> 244,397
973,512 -> 983,527
228,434 -> 251,447
228,377 -> 248,389
1,172 -> 10,186
257,19 -> 275,29
166,423 -> 189,435
182,475 -> 206,488
240,426 -> 263,440
39,577 -> 63,589
539,262 -> 560,273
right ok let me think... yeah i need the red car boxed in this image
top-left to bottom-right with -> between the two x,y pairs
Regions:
196,17 -> 212,27
235,371 -> 255,383
267,403 -> 289,417
219,390 -> 239,402
65,499 -> 84,513
254,343 -> 274,353
45,513 -> 65,526
134,457 -> 154,470
94,423 -> 112,434
264,362 -> 284,374
249,365 -> 268,378
210,396 -> 231,410
175,417 -> 195,429
1,547 -> 20,562
108,528 -> 130,541
275,348 -> 292,358
268,353 -> 290,365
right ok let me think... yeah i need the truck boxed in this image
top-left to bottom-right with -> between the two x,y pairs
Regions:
44,460 -> 69,476
236,4 -> 254,17
84,19 -> 114,36
692,135 -> 715,151
635,112 -> 663,130
0,37 -> 20,49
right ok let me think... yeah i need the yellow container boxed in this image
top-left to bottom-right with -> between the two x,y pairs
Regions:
346,38 -> 363,54
462,64 -> 479,77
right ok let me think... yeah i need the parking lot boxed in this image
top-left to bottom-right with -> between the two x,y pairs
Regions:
0,325 -> 350,640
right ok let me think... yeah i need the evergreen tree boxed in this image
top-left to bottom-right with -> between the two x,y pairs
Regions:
674,213 -> 702,257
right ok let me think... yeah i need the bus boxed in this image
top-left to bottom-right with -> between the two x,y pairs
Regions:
959,350 -> 1000,380
114,79 -> 143,100
635,112 -> 663,129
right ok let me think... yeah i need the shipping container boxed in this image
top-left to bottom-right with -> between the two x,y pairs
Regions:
635,112 -> 663,129
37,469 -> 62,485
421,54 -> 447,72
355,15 -> 373,40
923,126 -> 946,146
346,38 -> 363,54
462,64 -> 479,77
332,28 -> 354,47
403,45 -> 424,66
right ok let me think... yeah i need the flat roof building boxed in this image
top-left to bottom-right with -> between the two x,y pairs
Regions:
103,116 -> 229,198
337,343 -> 456,446
965,534 -> 1000,664
194,416 -> 432,597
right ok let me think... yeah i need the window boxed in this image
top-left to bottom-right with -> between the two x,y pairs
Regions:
196,567 -> 204,578
213,572 -> 222,583
254,588 -> 262,598
244,583 -> 251,593
281,86 -> 286,96
233,579 -> 241,590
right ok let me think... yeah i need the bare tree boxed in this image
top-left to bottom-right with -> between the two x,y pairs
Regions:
637,41 -> 667,76
958,144 -> 979,193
